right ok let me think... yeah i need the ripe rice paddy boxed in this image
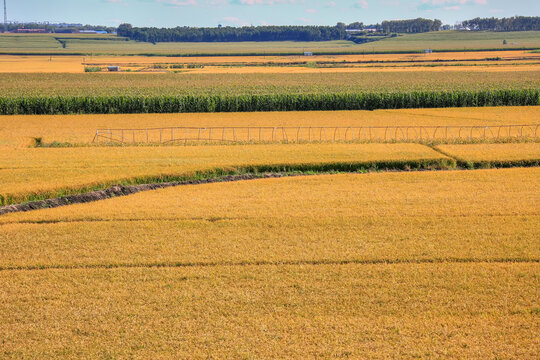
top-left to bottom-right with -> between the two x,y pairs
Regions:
0,143 -> 450,206
439,143 -> 540,162
0,169 -> 538,358
1,50 -> 539,73
1,107 -> 538,147
1,31 -> 539,359
1,263 -> 537,359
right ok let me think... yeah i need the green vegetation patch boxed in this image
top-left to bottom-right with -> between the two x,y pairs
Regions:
0,89 -> 537,115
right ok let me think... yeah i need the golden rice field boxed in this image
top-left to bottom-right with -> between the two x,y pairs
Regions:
178,63 -> 540,75
1,31 -> 539,359
1,263 -> 537,359
1,169 -> 538,265
1,107 -> 538,147
0,169 -> 538,358
0,143 -> 447,205
439,143 -> 540,162
0,50 -> 539,73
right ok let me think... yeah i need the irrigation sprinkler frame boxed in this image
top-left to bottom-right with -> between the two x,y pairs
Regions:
93,124 -> 540,145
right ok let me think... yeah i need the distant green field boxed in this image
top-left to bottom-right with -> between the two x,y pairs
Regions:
1,31 -> 539,56
360,30 -> 540,52
0,34 -> 362,55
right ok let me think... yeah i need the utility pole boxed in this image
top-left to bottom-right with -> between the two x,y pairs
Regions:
3,0 -> 7,33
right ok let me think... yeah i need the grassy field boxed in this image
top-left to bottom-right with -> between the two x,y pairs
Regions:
1,31 -> 539,56
0,143 -> 450,205
0,169 -> 538,358
359,30 -> 540,52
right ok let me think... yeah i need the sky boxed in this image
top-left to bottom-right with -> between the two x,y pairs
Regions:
6,0 -> 540,28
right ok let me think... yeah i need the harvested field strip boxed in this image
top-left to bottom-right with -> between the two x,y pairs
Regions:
0,143 -> 450,206
1,169 -> 538,270
1,89 -> 538,115
1,263 -> 538,359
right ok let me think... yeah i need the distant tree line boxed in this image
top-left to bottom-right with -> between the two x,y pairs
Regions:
117,24 -> 347,43
380,18 -> 442,33
3,23 -> 116,33
117,18 -> 441,43
461,16 -> 540,31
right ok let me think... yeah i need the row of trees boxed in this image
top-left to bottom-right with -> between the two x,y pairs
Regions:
3,23 -> 116,33
117,18 -> 441,43
117,24 -> 348,43
380,18 -> 442,33
461,16 -> 540,31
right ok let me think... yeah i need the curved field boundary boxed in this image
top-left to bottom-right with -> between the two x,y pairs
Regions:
1,89 -> 538,115
2,157 -> 539,216
0,158 -> 454,213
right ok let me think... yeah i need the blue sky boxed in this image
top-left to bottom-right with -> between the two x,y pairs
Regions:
7,0 -> 540,27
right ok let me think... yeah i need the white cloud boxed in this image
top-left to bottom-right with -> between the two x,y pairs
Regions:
232,0 -> 301,4
158,0 -> 198,6
423,0 -> 487,5
297,17 -> 312,23
354,0 -> 369,9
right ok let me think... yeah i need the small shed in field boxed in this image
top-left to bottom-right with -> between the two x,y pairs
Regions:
304,52 -> 313,56
108,66 -> 120,72
424,49 -> 433,54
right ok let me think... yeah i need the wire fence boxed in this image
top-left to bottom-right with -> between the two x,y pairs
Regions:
93,124 -> 540,145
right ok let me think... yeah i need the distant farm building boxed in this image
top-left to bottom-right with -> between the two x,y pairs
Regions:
424,49 -> 433,53
79,30 -> 109,34
304,52 -> 313,56
108,66 -> 120,72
